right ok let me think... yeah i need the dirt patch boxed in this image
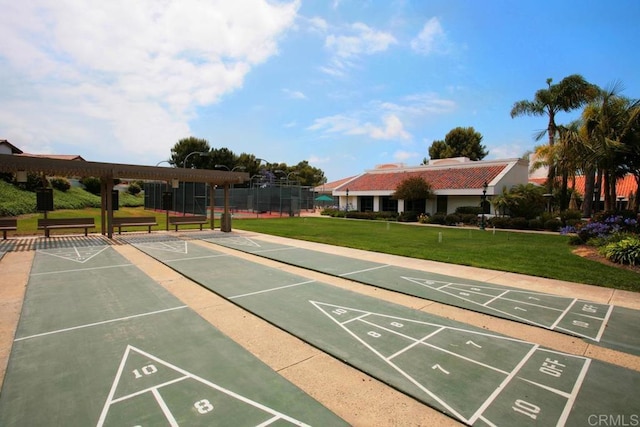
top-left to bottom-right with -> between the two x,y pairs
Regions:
573,245 -> 640,274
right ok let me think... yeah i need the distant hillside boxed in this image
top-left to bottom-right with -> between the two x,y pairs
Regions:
0,180 -> 143,217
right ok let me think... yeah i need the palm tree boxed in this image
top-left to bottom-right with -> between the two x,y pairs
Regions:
581,83 -> 640,212
511,75 -> 599,193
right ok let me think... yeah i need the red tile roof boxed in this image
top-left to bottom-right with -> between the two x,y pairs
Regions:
335,165 -> 508,192
18,153 -> 86,161
528,175 -> 637,199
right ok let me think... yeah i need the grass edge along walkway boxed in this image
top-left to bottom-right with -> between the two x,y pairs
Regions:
231,217 -> 640,292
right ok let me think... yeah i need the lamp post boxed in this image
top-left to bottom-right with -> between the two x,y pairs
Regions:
345,188 -> 349,213
480,181 -> 488,230
183,151 -> 209,168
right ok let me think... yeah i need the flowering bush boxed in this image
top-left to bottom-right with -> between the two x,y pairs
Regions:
571,215 -> 639,243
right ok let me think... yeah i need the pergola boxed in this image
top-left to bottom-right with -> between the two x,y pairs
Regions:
0,153 -> 250,238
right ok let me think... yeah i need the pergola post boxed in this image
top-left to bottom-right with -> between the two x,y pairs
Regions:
221,183 -> 231,232
209,182 -> 216,230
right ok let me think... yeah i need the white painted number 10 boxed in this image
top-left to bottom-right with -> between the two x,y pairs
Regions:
132,364 -> 158,379
512,399 -> 540,420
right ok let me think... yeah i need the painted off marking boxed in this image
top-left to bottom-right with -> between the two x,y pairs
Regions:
15,306 -> 187,342
311,300 -> 592,426
97,345 -> 312,427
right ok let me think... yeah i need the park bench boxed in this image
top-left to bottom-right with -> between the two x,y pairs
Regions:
0,218 -> 18,239
37,218 -> 95,238
169,215 -> 209,231
112,216 -> 158,234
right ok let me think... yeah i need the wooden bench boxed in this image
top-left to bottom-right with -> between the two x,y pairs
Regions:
169,215 -> 209,231
37,218 -> 95,238
112,216 -> 158,234
0,218 -> 18,239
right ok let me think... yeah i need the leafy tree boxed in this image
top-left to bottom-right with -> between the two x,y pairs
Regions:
428,127 -> 488,160
510,75 -> 599,192
392,176 -> 432,212
170,137 -> 212,168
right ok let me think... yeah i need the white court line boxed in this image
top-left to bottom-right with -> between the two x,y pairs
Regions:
152,388 -> 179,427
164,253 -> 230,262
14,305 -> 187,341
595,304 -> 615,342
111,376 -> 188,403
482,290 -> 510,307
230,280 -> 315,299
339,264 -> 391,277
252,247 -> 298,254
386,327 -> 445,360
557,358 -> 591,426
468,345 -> 539,425
256,415 -> 282,427
550,298 -> 579,329
30,263 -> 134,276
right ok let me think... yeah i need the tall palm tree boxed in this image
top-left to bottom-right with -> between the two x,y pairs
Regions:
581,83 -> 640,211
511,75 -> 599,193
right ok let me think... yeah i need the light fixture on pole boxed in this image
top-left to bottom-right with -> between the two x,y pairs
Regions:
480,181 -> 488,230
183,151 -> 209,168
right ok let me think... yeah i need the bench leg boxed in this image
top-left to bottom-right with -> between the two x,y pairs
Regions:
85,228 -> 88,237
2,230 -> 6,240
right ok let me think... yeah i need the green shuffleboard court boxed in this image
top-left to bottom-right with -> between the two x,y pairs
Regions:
0,243 -> 347,426
205,234 -> 640,357
128,235 -> 640,427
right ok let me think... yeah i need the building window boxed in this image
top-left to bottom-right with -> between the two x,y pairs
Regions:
436,195 -> 448,214
360,196 -> 373,212
381,196 -> 398,212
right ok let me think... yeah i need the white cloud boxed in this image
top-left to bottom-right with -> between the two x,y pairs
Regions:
410,17 -> 449,55
307,113 -> 410,141
393,150 -> 421,162
283,89 -> 307,100
322,22 -> 396,76
0,0 -> 299,163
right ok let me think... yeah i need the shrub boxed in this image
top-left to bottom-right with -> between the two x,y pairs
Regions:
458,213 -> 478,225
510,217 -> 529,230
489,217 -> 511,229
601,236 -> 640,265
455,206 -> 482,215
128,182 -> 142,195
445,213 -> 461,226
397,211 -> 419,222
49,177 -> 71,192
544,218 -> 562,231
428,213 -> 447,225
529,218 -> 543,230
81,176 -> 102,195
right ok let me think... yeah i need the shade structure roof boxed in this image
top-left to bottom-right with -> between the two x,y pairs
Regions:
0,154 -> 249,186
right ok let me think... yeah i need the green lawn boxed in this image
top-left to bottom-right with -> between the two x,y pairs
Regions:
231,217 -> 640,292
5,206 -> 638,291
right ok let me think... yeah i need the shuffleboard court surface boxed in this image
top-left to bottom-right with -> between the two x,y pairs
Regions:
130,236 -> 640,427
0,244 -> 347,426
205,234 -> 640,357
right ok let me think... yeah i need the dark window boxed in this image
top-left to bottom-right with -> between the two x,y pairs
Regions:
360,196 -> 373,212
381,196 -> 398,212
436,195 -> 448,213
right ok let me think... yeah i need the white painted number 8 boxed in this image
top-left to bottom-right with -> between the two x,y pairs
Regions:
194,399 -> 214,414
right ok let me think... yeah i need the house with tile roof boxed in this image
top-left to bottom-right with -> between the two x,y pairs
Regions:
323,157 -> 529,215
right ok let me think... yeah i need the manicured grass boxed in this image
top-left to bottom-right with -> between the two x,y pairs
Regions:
232,217 -> 640,291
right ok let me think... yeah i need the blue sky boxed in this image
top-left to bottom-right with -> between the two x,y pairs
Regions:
1,1 -> 638,182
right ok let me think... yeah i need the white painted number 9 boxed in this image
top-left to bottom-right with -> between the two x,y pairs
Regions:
194,399 -> 214,414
